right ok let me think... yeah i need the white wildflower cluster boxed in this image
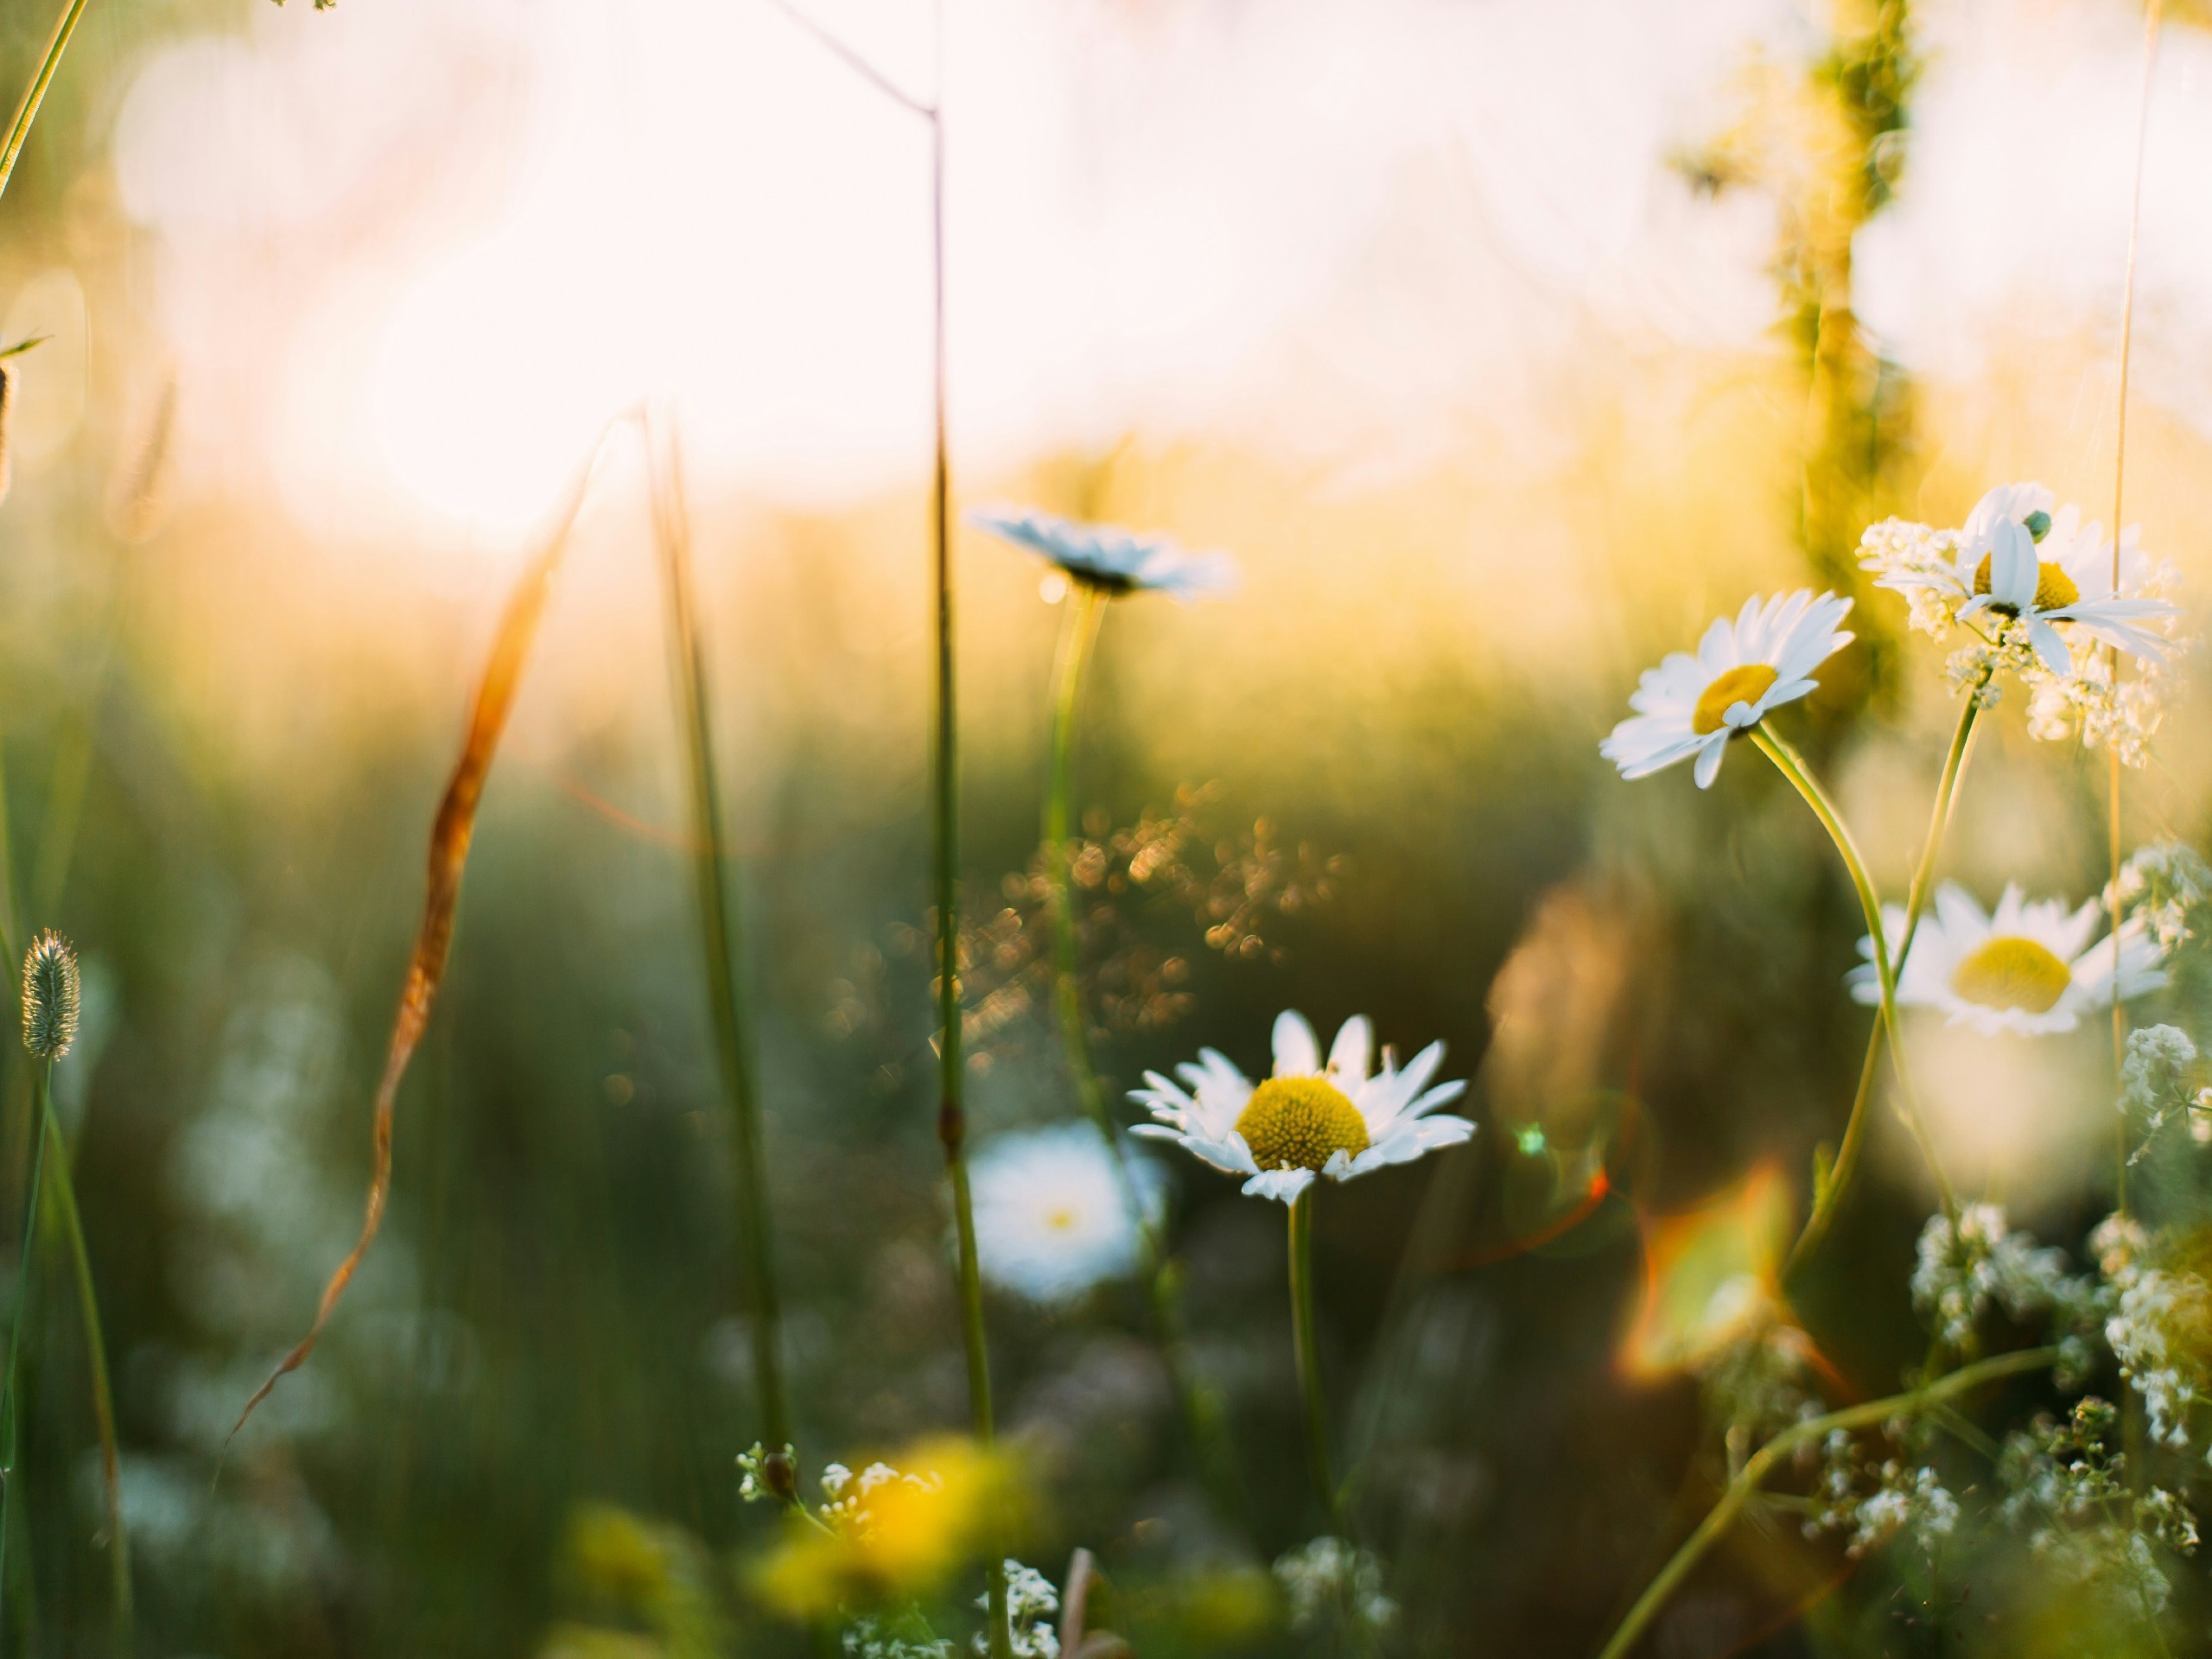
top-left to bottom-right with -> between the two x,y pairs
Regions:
1909,1205 -> 2090,1355
1998,1400 -> 2198,1616
2120,1025 -> 2201,1158
1858,518 -> 1966,641
973,1560 -> 1060,1659
845,1615 -> 952,1659
2026,650 -> 2176,769
1806,1432 -> 1958,1560
2091,1216 -> 2210,1450
1693,1284 -> 1818,1436
819,1461 -> 945,1530
2110,842 -> 2212,953
1857,486 -> 2186,768
1272,1536 -> 1396,1636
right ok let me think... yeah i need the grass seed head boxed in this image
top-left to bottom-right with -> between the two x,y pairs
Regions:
21,930 -> 80,1061
0,359 -> 13,508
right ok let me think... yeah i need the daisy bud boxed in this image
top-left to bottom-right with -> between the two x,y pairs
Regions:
2025,509 -> 2051,542
20,931 -> 80,1062
761,1448 -> 797,1503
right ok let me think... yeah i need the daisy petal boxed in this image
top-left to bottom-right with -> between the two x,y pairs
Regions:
1273,1010 -> 1321,1077
1243,1167 -> 1316,1204
1326,1016 -> 1373,1088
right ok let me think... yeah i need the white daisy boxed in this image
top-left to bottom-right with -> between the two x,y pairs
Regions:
970,1123 -> 1165,1305
1849,881 -> 2167,1038
969,506 -> 1237,602
1867,482 -> 2178,675
1128,1011 -> 1472,1205
1600,590 -> 1856,790
1957,509 -> 2177,676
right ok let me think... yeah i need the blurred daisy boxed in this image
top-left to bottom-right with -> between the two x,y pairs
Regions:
1600,590 -> 1855,790
1850,881 -> 2166,1037
970,1124 -> 1164,1305
969,506 -> 1236,602
1129,1011 -> 1472,1205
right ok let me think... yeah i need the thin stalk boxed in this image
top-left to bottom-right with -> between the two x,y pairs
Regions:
2109,0 -> 2161,1208
643,414 -> 792,1462
742,0 -> 1003,1642
0,0 -> 93,209
1784,684 -> 1983,1282
1591,1345 -> 2058,1659
1750,726 -> 1955,1219
0,737 -> 129,1631
1287,1191 -> 1340,1530
0,1061 -> 51,1632
1044,585 -> 1108,1058
1041,585 -> 1244,1523
38,1108 -> 126,1644
2111,0 -> 2162,1496
920,77 -> 1011,1659
1290,1192 -> 1372,1657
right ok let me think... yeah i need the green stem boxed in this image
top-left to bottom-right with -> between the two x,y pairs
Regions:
645,417 -> 792,1464
921,102 -> 1009,1659
0,1062 -> 52,1634
38,1108 -> 126,1645
1287,1191 -> 1340,1530
1784,684 -> 1982,1281
1041,585 -> 1245,1525
1750,727 -> 1955,1220
0,0 -> 92,209
1591,1346 -> 2057,1659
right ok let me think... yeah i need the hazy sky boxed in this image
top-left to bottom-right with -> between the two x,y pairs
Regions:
75,0 -> 2212,542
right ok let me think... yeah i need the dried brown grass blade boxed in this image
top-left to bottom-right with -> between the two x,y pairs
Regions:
228,427 -> 622,1447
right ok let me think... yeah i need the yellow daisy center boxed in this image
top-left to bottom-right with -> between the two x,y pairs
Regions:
1236,1077 -> 1370,1172
1971,554 -> 2079,614
1950,935 -> 2073,1015
1691,664 -> 1780,736
1042,1205 -> 1078,1232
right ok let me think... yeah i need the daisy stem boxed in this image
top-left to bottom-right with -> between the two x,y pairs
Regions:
1043,583 -> 1246,1526
0,0 -> 93,212
644,416 -> 795,1470
1749,727 -> 1956,1222
1290,1194 -> 1370,1654
1287,1190 -> 1343,1533
1783,682 -> 1984,1283
0,1061 -> 51,1635
1590,1345 -> 2057,1659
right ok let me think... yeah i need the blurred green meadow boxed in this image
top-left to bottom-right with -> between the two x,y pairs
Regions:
3,0 -> 2212,1655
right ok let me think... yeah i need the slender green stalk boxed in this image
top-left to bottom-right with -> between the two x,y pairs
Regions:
1044,585 -> 1108,1052
0,779 -> 130,1640
1784,684 -> 1983,1281
740,0 -> 1004,1640
2110,0 -> 2163,1500
38,1107 -> 126,1643
1750,726 -> 1955,1219
920,88 -> 1010,1659
1591,1345 -> 2058,1659
0,1061 -> 52,1631
1041,585 -> 1244,1522
1289,1192 -> 1372,1657
0,0 -> 92,210
642,416 -> 794,1464
1287,1190 -> 1340,1529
